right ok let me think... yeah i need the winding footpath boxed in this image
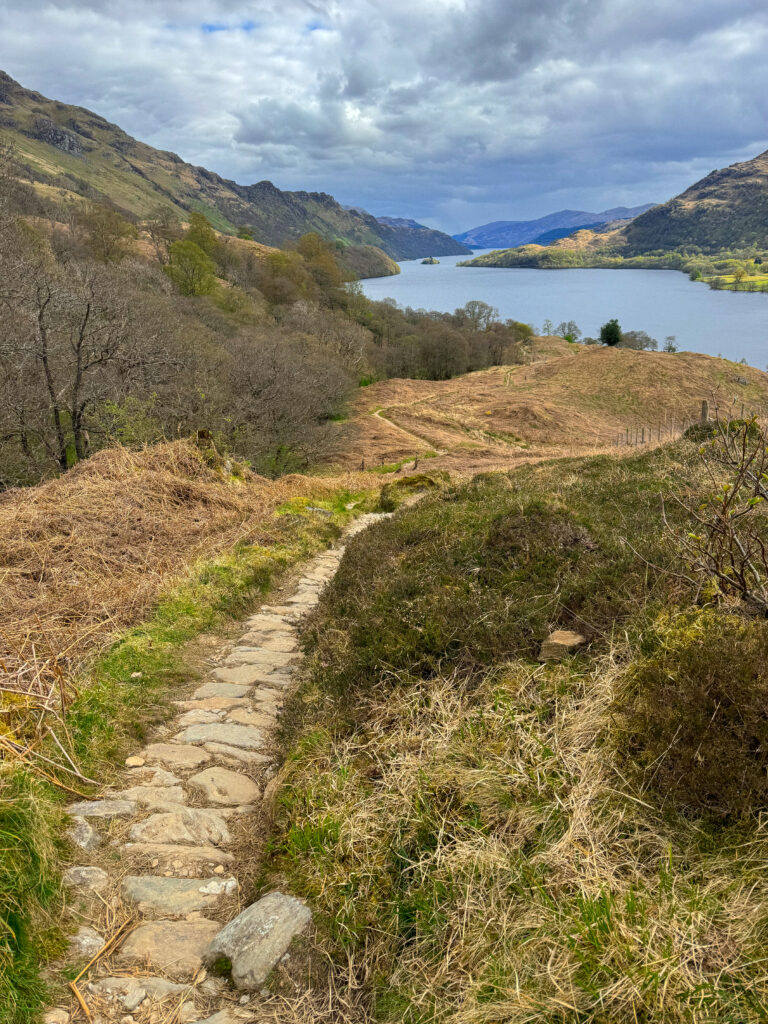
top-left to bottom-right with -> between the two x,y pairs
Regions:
47,513 -> 387,1024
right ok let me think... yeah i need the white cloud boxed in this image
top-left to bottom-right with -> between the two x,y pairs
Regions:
1,0 -> 767,230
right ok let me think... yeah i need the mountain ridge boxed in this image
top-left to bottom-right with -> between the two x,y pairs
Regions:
454,204 -> 654,248
0,70 -> 468,261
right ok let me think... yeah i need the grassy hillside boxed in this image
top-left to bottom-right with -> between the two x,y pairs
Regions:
264,435 -> 768,1022
0,71 -> 468,261
341,345 -> 768,474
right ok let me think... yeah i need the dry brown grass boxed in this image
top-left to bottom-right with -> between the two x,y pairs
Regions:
338,346 -> 768,476
0,439 -> 369,671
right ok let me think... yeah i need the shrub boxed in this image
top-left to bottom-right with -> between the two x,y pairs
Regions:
615,609 -> 768,819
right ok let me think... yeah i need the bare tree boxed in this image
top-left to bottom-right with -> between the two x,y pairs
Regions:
671,414 -> 768,612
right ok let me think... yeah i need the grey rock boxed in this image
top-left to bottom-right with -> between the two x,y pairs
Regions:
174,723 -> 265,750
203,743 -> 272,765
69,926 -> 104,958
188,767 -> 261,806
193,682 -> 251,699
67,816 -> 101,851
177,695 -> 250,712
67,798 -> 136,819
119,919 -> 220,979
121,875 -> 237,915
213,660 -> 292,685
177,709 -> 221,726
89,976 -> 189,1010
225,708 -> 276,729
205,891 -> 312,990
129,808 -> 230,846
126,765 -> 181,787
44,1011 -> 70,1024
143,743 -> 211,768
124,842 -> 234,871
63,865 -> 109,891
117,785 -> 186,810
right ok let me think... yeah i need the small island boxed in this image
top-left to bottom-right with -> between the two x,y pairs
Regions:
421,256 -> 440,264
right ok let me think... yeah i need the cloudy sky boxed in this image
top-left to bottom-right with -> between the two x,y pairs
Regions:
2,0 -> 768,232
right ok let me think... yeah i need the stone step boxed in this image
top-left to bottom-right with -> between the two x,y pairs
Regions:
115,785 -> 186,810
174,722 -> 266,750
121,874 -> 237,916
143,742 -> 212,769
188,766 -> 261,805
67,798 -> 136,819
193,681 -> 252,699
129,808 -> 231,846
118,918 -> 220,980
123,842 -> 234,876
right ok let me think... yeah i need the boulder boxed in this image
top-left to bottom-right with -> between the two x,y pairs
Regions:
205,891 -> 312,990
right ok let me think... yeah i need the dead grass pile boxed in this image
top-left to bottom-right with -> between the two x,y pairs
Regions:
0,439 -> 368,707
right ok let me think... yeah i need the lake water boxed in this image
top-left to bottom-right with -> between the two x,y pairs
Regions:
360,251 -> 768,368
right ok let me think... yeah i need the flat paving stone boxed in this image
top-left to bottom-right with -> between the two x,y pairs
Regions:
126,765 -> 181,787
69,926 -> 104,958
204,742 -> 273,765
118,919 -> 220,979
116,785 -> 186,811
188,766 -> 261,805
129,808 -> 231,846
143,743 -> 211,769
177,709 -> 222,726
174,722 -> 266,749
121,874 -> 237,915
67,798 -> 136,819
64,865 -> 109,891
213,660 -> 292,685
124,842 -> 234,873
226,708 -> 276,729
193,682 -> 251,699
176,696 -> 250,712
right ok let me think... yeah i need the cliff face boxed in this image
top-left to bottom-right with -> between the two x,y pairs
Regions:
0,71 -> 466,260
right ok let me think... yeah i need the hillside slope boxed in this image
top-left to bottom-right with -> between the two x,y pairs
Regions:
340,345 -> 768,474
0,71 -> 468,259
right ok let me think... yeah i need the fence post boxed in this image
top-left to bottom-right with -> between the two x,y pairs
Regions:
701,400 -> 709,424
641,427 -> 645,444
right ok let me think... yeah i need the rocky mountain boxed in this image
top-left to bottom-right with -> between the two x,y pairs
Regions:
455,204 -> 654,249
0,71 -> 467,260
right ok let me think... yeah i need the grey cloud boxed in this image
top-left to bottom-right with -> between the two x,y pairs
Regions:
1,1 -> 768,231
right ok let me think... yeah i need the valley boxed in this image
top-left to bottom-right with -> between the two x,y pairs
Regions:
3,47 -> 768,1024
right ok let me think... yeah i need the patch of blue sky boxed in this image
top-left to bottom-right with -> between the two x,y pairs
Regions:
306,19 -> 330,32
200,20 -> 260,33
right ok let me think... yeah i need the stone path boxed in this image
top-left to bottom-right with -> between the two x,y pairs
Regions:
49,514 -> 387,1024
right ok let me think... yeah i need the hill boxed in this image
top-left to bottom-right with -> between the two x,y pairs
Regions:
460,149 -> 768,291
0,71 -> 467,261
340,343 -> 768,475
454,204 -> 653,248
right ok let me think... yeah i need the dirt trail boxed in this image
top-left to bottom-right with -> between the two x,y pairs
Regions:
372,406 -> 447,455
48,513 -> 388,1024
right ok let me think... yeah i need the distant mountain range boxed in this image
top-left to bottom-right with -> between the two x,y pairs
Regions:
0,71 -> 468,261
454,205 -> 655,249
462,146 -> 768,273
